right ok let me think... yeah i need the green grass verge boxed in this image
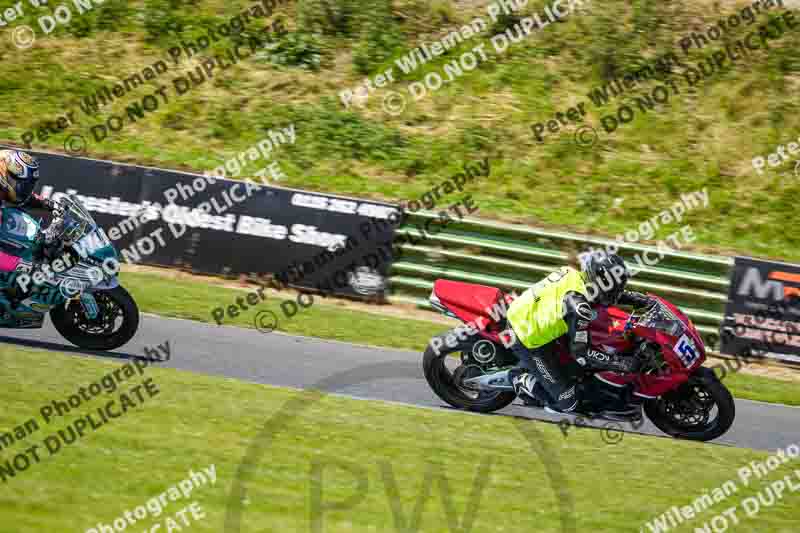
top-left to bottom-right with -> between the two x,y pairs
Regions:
1,344 -> 799,532
720,371 -> 800,408
123,270 -> 445,351
121,270 -> 800,406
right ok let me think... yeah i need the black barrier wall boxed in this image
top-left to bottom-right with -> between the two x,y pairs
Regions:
20,150 -> 397,298
721,256 -> 800,365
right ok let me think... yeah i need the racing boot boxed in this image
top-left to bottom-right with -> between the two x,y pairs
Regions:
541,383 -> 583,416
510,369 -> 547,407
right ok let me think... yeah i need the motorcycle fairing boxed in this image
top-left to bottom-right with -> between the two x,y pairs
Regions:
0,208 -> 39,260
596,371 -> 690,398
0,207 -> 50,326
431,282 -> 709,399
630,297 -> 706,373
431,279 -> 510,336
596,297 -> 702,397
583,305 -> 636,354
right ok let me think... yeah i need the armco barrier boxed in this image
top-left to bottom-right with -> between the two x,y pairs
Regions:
388,211 -> 738,356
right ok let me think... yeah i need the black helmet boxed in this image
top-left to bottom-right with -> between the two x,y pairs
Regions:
582,252 -> 629,304
0,150 -> 40,206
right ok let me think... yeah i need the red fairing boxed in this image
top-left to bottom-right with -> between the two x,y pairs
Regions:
552,305 -> 634,364
430,279 -> 707,400
588,306 -> 636,354
595,296 -> 703,397
431,280 -> 515,343
432,280 -> 503,327
595,371 -> 690,398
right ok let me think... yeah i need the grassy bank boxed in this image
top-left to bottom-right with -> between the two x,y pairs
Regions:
1,344 -> 798,532
1,0 -> 798,261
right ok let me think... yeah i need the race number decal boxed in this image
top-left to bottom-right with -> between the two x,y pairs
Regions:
675,334 -> 700,367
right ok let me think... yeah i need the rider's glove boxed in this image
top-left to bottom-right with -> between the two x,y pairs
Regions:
42,240 -> 64,262
618,291 -> 656,311
27,194 -> 57,212
41,198 -> 57,211
618,354 -> 641,373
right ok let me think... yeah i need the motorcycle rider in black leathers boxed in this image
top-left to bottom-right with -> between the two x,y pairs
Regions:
506,252 -> 655,419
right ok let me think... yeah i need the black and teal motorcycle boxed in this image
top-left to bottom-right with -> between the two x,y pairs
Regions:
0,195 -> 139,350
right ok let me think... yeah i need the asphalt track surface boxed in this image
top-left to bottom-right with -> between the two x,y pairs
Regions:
3,313 -> 798,452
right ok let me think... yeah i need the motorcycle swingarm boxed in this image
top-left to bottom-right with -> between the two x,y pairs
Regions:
462,369 -> 515,391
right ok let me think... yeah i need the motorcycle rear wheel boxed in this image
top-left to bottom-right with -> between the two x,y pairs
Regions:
644,367 -> 735,442
423,341 -> 516,413
50,286 -> 140,351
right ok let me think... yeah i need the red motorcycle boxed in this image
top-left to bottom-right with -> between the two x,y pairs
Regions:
423,279 -> 735,441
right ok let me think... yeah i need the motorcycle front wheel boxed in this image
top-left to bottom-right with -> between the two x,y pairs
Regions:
50,285 -> 140,351
644,367 -> 735,442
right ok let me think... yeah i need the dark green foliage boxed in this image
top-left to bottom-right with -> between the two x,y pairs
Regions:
352,24 -> 403,75
261,31 -> 326,70
488,11 -> 523,36
581,1 -> 679,82
297,0 -> 362,36
264,99 -> 408,162
307,99 -> 407,160
459,125 -> 499,152
298,0 -> 402,74
206,108 -> 241,141
65,2 -> 133,38
352,0 -> 402,74
142,0 -> 190,42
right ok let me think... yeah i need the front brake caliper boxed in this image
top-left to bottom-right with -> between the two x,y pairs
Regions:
79,292 -> 100,320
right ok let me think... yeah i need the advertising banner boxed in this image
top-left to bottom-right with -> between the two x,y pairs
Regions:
20,150 -> 398,298
720,256 -> 800,365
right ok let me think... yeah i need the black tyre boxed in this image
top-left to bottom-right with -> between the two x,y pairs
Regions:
423,337 -> 516,413
50,285 -> 140,351
644,367 -> 735,442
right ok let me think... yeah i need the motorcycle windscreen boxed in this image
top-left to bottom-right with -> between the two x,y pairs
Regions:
636,300 -> 687,338
0,208 -> 39,250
